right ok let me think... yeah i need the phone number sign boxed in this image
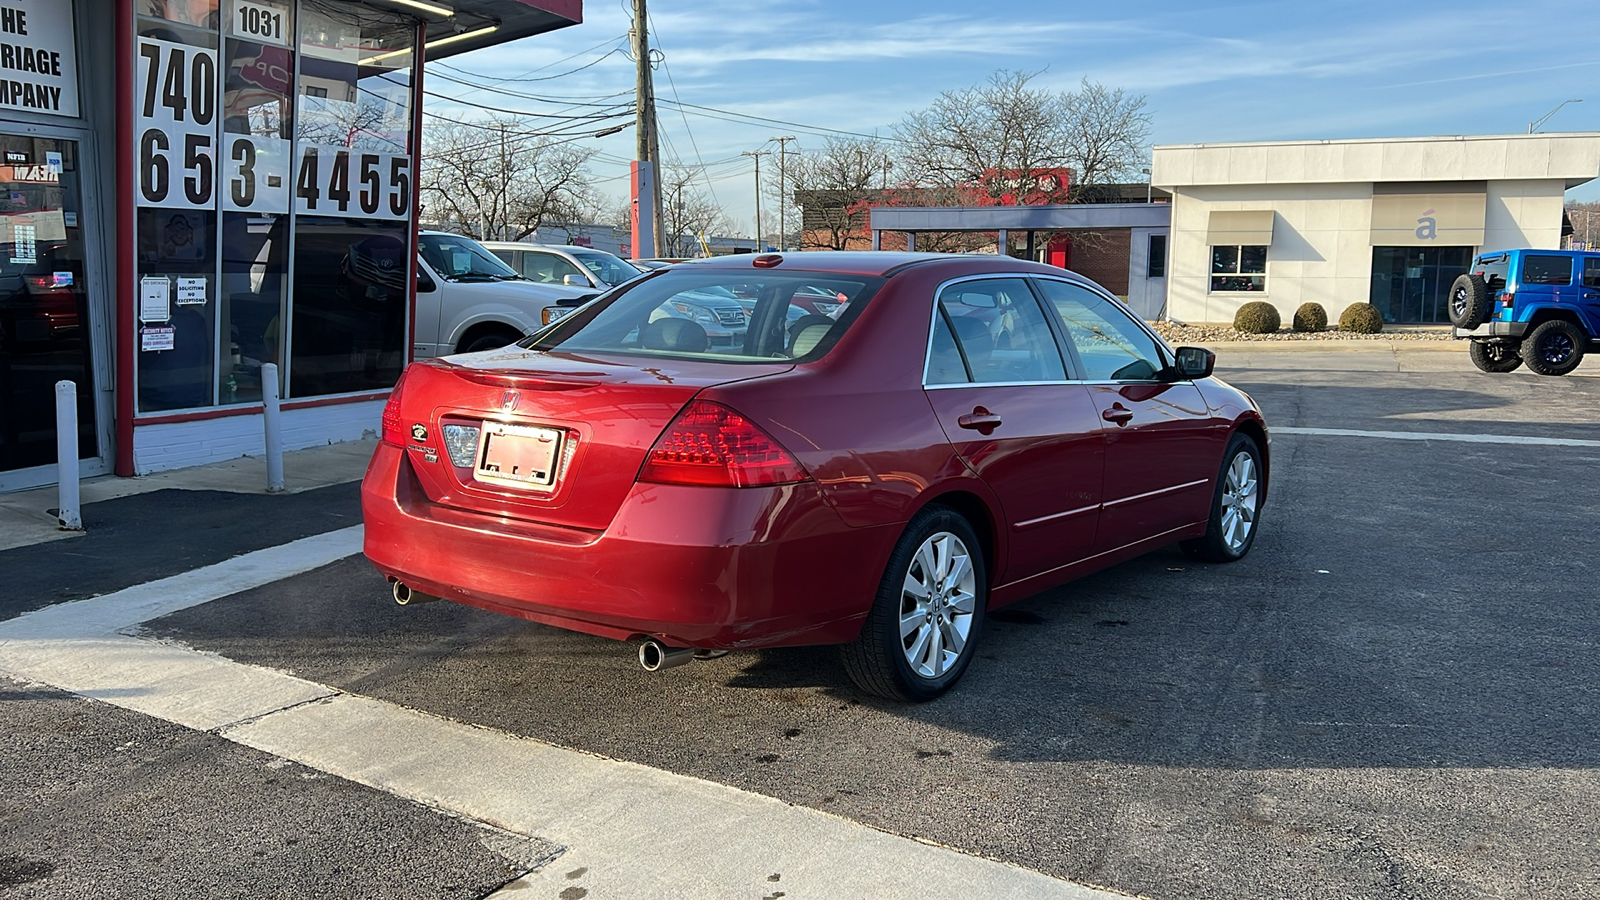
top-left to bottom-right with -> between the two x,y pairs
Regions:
135,35 -> 411,220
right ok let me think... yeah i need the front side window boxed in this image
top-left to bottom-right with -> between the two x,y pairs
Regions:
1035,279 -> 1166,381
419,233 -> 522,282
1211,244 -> 1266,292
521,251 -> 585,284
530,271 -> 881,362
930,278 -> 1066,384
1583,257 -> 1600,289
570,250 -> 644,285
1521,254 -> 1573,286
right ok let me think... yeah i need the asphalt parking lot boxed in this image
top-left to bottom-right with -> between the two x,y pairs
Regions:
6,342 -> 1600,899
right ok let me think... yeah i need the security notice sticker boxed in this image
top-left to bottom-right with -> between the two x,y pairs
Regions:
140,325 -> 175,352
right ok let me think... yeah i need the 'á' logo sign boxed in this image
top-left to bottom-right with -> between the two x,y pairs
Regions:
1415,208 -> 1437,241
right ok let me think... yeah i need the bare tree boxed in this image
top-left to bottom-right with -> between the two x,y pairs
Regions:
660,161 -> 733,257
1567,200 -> 1600,248
790,137 -> 894,250
420,116 -> 595,241
1060,78 -> 1152,195
894,69 -> 1073,204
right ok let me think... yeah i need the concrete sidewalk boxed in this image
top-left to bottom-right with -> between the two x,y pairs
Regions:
0,438 -> 377,552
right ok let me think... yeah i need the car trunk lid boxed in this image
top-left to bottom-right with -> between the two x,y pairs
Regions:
395,349 -> 793,531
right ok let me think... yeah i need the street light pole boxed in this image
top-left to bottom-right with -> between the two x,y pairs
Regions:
1529,99 -> 1583,133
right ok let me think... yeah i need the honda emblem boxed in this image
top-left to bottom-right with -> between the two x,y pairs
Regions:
500,390 -> 519,412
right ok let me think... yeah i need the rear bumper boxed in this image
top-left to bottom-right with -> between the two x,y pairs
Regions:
1454,321 -> 1528,340
361,443 -> 895,649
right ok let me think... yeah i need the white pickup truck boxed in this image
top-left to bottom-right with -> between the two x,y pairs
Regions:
411,231 -> 597,357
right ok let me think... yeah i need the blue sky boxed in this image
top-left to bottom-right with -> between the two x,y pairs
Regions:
430,0 -> 1600,235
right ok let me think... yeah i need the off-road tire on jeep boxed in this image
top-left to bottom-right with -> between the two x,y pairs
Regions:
1468,341 -> 1523,373
1520,319 -> 1588,376
1448,273 -> 1491,329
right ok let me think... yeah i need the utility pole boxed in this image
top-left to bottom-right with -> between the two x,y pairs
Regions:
742,149 -> 770,251
771,136 -> 795,251
631,0 -> 663,257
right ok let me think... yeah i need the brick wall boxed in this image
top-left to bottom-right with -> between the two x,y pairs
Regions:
1061,229 -> 1132,295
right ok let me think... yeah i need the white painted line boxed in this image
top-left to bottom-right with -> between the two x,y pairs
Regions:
1274,426 -> 1600,448
0,527 -> 1129,900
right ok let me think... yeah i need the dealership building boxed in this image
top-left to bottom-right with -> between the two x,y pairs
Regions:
1151,132 -> 1600,325
0,0 -> 581,493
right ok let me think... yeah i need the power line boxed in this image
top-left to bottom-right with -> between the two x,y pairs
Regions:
648,13 -> 721,220
659,99 -> 905,143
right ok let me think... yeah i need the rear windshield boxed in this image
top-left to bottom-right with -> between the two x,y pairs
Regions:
1473,254 -> 1509,292
524,270 -> 883,362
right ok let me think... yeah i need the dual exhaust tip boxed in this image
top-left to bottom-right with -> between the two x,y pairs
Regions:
392,581 -> 718,673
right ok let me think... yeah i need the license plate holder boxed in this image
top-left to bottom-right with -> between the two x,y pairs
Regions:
475,422 -> 564,489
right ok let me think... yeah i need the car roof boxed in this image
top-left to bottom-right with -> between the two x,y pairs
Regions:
668,250 -> 1101,281
477,241 -> 618,255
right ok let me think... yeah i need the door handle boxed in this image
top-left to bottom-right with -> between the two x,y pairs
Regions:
958,408 -> 1002,433
1101,403 -> 1134,426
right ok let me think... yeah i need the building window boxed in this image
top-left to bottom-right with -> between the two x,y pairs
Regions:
1147,234 -> 1167,278
1210,245 -> 1266,292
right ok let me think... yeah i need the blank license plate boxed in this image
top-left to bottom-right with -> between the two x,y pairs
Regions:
477,422 -> 563,488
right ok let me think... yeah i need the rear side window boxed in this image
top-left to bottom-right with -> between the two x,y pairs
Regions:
528,271 -> 881,363
1521,255 -> 1573,286
931,278 -> 1066,384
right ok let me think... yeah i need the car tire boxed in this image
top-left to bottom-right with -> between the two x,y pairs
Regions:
1447,273 -> 1491,329
1520,319 -> 1588,376
841,506 -> 987,702
460,329 -> 522,354
1468,341 -> 1523,373
1180,432 -> 1265,563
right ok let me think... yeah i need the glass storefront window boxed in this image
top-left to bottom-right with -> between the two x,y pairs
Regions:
138,0 -> 222,29
1369,246 -> 1473,324
136,208 -> 218,411
289,216 -> 407,397
131,0 -> 420,410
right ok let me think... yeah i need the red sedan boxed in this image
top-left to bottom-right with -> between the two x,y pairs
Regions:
362,252 -> 1269,700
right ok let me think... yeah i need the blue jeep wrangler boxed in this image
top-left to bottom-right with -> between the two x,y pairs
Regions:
1450,249 -> 1600,375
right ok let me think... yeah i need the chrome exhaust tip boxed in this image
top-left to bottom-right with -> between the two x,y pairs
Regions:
391,580 -> 439,606
638,638 -> 696,671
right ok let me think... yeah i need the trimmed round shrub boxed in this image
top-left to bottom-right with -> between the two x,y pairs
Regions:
1338,302 -> 1385,334
1292,302 -> 1328,333
1232,301 -> 1281,334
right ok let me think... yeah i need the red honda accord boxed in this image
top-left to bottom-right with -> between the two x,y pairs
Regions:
362,252 -> 1269,700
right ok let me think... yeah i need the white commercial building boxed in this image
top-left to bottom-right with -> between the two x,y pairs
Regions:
1151,133 -> 1600,325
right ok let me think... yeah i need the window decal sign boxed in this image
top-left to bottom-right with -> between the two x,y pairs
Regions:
293,143 -> 411,219
0,0 -> 79,117
136,37 -> 219,210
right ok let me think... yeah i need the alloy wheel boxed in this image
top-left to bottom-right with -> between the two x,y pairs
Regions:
1539,332 -> 1576,365
1220,451 -> 1260,554
898,532 -> 977,679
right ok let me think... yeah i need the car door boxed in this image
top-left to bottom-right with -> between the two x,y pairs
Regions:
922,276 -> 1105,584
1580,257 -> 1600,332
1032,277 -> 1220,553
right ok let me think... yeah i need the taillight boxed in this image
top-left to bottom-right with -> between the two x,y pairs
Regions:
1500,291 -> 1515,308
380,366 -> 413,447
639,400 -> 810,488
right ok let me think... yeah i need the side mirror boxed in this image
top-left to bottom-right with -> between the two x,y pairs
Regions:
416,269 -> 437,293
1171,345 -> 1215,380
563,273 -> 593,288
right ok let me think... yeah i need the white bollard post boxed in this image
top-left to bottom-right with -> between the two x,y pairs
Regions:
262,363 -> 284,493
55,380 -> 82,531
